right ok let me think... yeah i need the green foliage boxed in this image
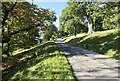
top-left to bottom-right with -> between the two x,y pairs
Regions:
64,29 -> 120,60
93,16 -> 104,31
59,1 -> 102,35
101,3 -> 119,30
43,24 -> 58,41
2,2 -> 57,56
58,30 -> 69,38
2,42 -> 75,80
59,1 -> 119,36
59,4 -> 88,35
93,2 -> 119,30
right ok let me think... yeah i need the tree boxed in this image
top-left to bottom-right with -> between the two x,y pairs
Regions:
43,24 -> 58,41
2,2 -> 17,56
2,2 -> 57,56
67,0 -> 103,35
59,5 -> 87,36
101,2 -> 120,30
60,0 -> 119,36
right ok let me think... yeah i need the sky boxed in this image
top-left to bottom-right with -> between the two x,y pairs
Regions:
33,2 -> 68,30
32,1 -> 105,30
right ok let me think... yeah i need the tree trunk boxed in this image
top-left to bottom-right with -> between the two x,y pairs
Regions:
87,17 -> 94,35
6,40 -> 10,56
6,25 -> 10,56
74,25 -> 76,36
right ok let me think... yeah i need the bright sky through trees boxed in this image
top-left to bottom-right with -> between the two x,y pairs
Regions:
34,2 -> 68,30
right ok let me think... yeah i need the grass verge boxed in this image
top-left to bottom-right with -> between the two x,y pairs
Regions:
2,41 -> 75,80
64,29 -> 120,60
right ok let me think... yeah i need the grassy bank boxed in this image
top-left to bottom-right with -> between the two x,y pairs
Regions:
3,41 -> 74,80
64,29 -> 119,60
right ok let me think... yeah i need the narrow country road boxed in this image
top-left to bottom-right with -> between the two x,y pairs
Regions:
55,40 -> 120,81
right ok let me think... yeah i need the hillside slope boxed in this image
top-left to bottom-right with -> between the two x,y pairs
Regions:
2,41 -> 74,80
64,29 -> 119,60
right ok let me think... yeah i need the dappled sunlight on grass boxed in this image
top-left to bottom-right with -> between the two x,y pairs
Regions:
105,49 -> 117,57
64,33 -> 86,43
12,43 -> 44,56
64,29 -> 119,60
0,43 -> 2,47
3,41 -> 74,80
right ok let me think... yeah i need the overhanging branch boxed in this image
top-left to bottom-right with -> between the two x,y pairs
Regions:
9,23 -> 41,36
2,23 -> 41,43
2,2 -> 17,27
